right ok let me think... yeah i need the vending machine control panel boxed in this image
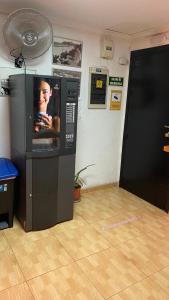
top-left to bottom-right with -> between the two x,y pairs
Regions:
65,83 -> 78,148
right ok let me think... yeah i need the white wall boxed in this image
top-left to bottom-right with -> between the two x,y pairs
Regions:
130,33 -> 169,51
0,15 -> 130,188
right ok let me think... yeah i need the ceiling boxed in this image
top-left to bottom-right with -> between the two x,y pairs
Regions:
1,0 -> 169,38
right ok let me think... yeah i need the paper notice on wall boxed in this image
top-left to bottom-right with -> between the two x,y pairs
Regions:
110,89 -> 122,110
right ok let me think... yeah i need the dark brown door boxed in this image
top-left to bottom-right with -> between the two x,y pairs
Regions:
120,45 -> 169,211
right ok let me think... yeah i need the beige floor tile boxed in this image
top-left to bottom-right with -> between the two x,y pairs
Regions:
115,234 -> 169,276
0,249 -> 24,292
4,226 -> 51,247
77,247 -> 145,299
52,225 -> 110,260
0,283 -> 34,300
110,188 -> 164,213
110,276 -> 169,300
91,214 -> 143,246
2,186 -> 169,298
0,232 -> 10,252
80,192 -> 122,211
76,188 -> 155,222
150,265 -> 169,295
141,228 -> 169,249
49,215 -> 88,234
75,205 -> 117,223
11,236 -> 73,280
74,200 -> 117,223
28,263 -> 104,300
80,191 -> 125,209
134,211 -> 169,238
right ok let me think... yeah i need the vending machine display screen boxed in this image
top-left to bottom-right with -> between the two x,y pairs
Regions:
32,77 -> 61,152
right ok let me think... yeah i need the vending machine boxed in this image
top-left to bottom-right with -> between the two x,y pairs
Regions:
10,74 -> 79,231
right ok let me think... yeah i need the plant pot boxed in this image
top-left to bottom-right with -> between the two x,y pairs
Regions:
73,186 -> 81,202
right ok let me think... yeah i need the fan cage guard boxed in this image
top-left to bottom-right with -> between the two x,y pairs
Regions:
3,8 -> 53,64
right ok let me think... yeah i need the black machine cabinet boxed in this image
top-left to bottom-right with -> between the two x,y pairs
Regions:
10,74 -> 79,231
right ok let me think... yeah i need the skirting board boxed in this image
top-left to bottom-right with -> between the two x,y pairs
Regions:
81,182 -> 119,194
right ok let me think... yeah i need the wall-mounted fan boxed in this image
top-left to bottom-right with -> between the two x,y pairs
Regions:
3,8 -> 53,67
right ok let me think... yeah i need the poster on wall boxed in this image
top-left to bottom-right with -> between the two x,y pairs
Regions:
110,90 -> 122,110
52,37 -> 82,68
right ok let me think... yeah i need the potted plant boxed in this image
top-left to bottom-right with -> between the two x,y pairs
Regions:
74,164 -> 94,202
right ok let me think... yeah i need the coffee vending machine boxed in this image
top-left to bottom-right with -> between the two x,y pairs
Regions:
10,74 -> 79,231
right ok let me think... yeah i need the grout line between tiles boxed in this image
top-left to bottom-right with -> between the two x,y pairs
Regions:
24,282 -> 36,300
105,263 -> 169,299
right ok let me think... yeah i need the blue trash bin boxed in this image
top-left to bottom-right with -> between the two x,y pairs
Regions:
0,158 -> 18,229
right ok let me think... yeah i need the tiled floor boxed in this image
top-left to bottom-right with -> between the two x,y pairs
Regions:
1,186 -> 169,299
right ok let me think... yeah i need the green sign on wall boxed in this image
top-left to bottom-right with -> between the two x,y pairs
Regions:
109,76 -> 124,86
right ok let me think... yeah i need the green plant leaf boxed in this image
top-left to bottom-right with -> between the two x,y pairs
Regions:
74,164 -> 95,187
75,164 -> 94,178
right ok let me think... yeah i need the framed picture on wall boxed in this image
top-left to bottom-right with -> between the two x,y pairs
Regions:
52,37 -> 82,67
88,67 -> 108,109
